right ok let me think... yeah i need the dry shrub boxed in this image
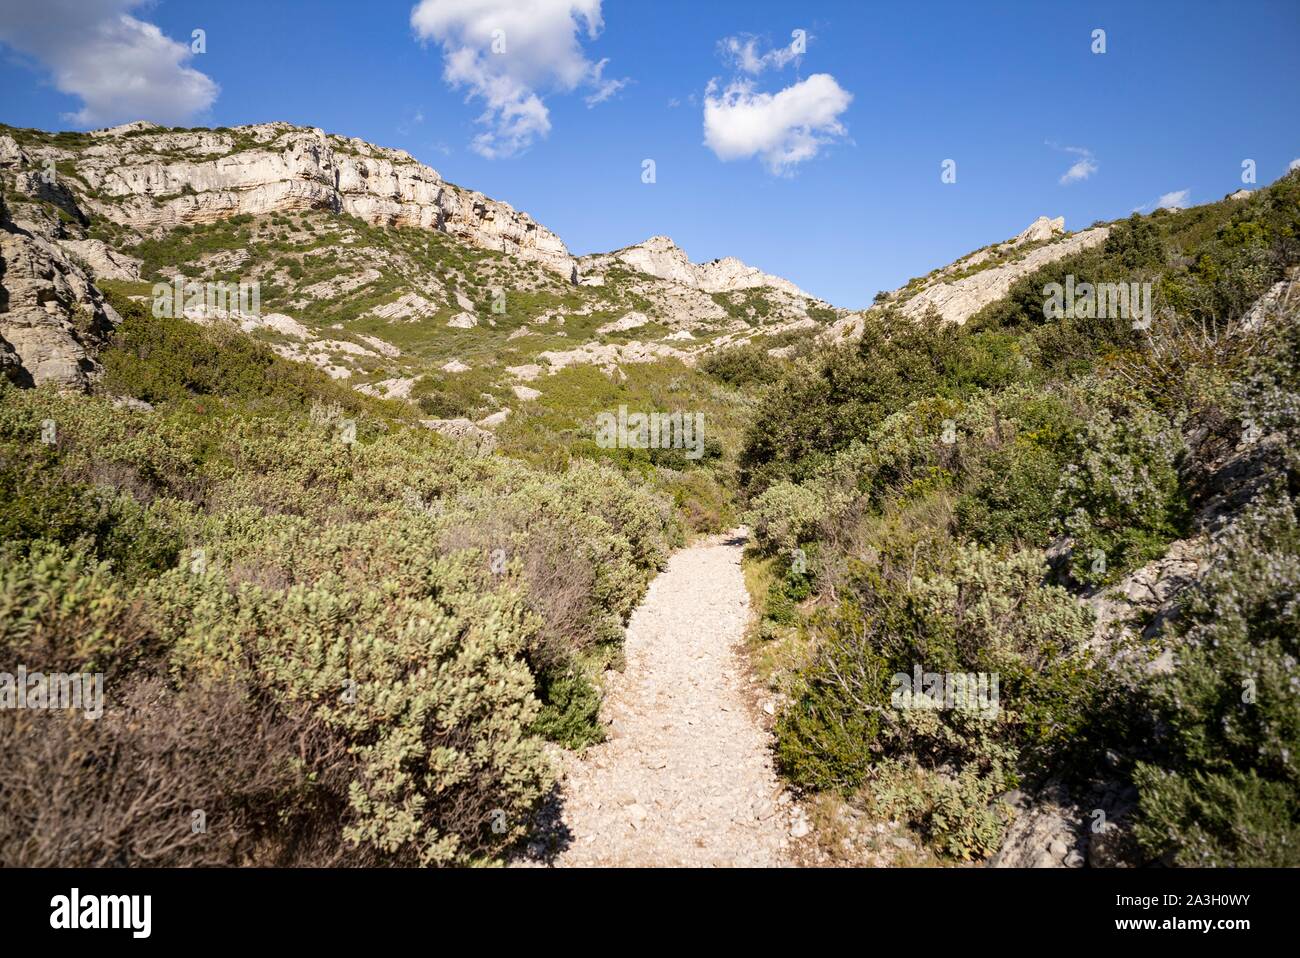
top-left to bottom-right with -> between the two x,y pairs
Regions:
438,515 -> 599,671
0,676 -> 356,867
1108,307 -> 1258,413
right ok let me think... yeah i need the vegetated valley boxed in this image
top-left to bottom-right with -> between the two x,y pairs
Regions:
1,120 -> 1296,867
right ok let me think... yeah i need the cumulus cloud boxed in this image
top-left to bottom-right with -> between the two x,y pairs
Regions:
0,0 -> 218,127
1050,144 -> 1097,184
703,73 -> 852,175
1156,189 -> 1190,210
410,0 -> 626,158
717,32 -> 806,75
1290,158 -> 1300,172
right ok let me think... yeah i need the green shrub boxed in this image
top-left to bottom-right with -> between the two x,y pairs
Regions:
0,369 -> 681,864
746,480 -> 826,553
1133,497 -> 1300,866
776,545 -> 1098,856
1055,392 -> 1189,586
739,313 -> 1025,493
155,554 -> 553,866
865,759 -> 1012,861
955,441 -> 1065,547
100,299 -> 378,419
700,342 -> 782,388
532,671 -> 606,750
0,452 -> 180,580
0,540 -> 151,674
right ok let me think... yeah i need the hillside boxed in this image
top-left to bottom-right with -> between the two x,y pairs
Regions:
2,116 -> 1297,870
742,173 -> 1300,866
0,121 -> 840,413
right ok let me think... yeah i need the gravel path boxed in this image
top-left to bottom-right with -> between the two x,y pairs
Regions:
534,528 -> 800,867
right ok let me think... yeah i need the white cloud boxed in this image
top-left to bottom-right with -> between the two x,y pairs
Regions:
1156,189 -> 1190,210
717,33 -> 805,75
410,0 -> 626,158
583,58 -> 628,106
1290,158 -> 1300,172
0,0 -> 218,127
1051,144 -> 1097,184
703,74 -> 852,174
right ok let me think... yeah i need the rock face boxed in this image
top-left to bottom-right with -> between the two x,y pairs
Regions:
0,332 -> 22,385
57,238 -> 143,280
573,235 -> 839,347
537,339 -> 692,373
1013,215 -> 1066,245
595,310 -> 649,335
896,224 -> 1110,326
580,235 -> 811,297
8,121 -> 576,280
0,193 -> 119,390
821,216 -> 1110,342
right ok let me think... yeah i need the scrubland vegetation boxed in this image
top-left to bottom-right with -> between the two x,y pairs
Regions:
3,116 -> 1296,867
740,173 -> 1300,862
0,299 -> 679,865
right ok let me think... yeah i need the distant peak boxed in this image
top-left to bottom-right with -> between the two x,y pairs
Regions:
1013,215 -> 1066,245
630,235 -> 683,251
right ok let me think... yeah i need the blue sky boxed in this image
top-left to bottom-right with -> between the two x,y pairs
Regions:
2,0 -> 1298,308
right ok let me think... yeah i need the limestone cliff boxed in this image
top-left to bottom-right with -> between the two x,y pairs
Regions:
0,191 -> 120,390
2,121 -> 576,280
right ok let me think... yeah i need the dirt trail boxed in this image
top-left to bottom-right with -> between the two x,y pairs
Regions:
531,528 -> 800,867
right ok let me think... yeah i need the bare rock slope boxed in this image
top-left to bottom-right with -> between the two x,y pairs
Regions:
826,215 -> 1111,341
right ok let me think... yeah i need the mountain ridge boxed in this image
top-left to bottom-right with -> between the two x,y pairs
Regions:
1,120 -> 830,304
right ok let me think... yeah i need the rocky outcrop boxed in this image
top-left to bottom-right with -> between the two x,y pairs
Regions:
895,224 -> 1110,325
595,310 -> 649,335
0,333 -> 22,385
579,235 -> 812,297
1083,537 -> 1207,667
1013,215 -> 1066,246
820,217 -> 1110,343
57,238 -> 143,280
369,292 -> 440,323
538,339 -> 693,373
574,234 -> 840,341
8,122 -> 576,280
419,417 -> 496,455
0,193 -> 119,390
1242,272 -> 1298,333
